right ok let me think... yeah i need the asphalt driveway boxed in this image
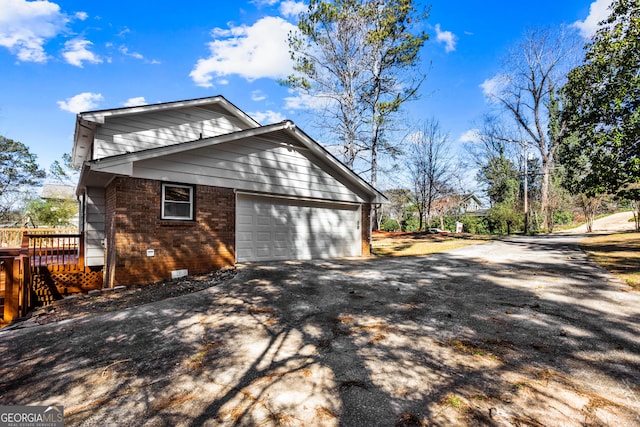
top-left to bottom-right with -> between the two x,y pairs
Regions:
1,230 -> 639,426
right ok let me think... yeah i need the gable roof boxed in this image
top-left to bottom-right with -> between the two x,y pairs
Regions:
74,98 -> 387,204
72,96 -> 261,168
459,193 -> 483,206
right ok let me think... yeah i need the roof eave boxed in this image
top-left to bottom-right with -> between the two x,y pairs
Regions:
80,120 -> 388,205
72,117 -> 97,168
77,95 -> 260,129
284,123 -> 387,204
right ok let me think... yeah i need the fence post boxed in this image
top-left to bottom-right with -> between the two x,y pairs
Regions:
20,233 -> 30,254
4,258 -> 18,322
19,256 -> 30,317
78,232 -> 85,270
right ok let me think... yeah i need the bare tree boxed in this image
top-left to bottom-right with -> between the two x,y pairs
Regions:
466,115 -> 520,179
381,188 -> 411,222
286,0 -> 371,167
406,119 -> 452,231
466,114 -> 523,207
287,0 -> 429,183
484,27 -> 580,231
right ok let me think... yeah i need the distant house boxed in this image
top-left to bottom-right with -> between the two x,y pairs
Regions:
38,184 -> 80,228
456,194 -> 484,215
434,193 -> 485,217
72,96 -> 386,287
41,184 -> 76,200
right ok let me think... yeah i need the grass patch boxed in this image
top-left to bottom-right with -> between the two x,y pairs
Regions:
440,339 -> 502,362
440,394 -> 466,411
372,232 -> 487,257
315,406 -> 337,422
580,232 -> 640,290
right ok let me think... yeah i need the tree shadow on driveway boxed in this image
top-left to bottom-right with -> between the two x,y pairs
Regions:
1,235 -> 639,426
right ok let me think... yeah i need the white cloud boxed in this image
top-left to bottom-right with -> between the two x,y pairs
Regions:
251,0 -> 278,6
74,11 -> 88,21
57,92 -> 103,113
123,97 -> 147,107
283,91 -> 330,111
251,90 -> 267,101
572,0 -> 613,38
459,129 -> 481,143
250,110 -> 286,124
435,24 -> 456,53
63,38 -> 102,67
116,27 -> 131,37
480,74 -> 509,100
283,93 -> 309,110
190,16 -> 296,87
0,0 -> 69,62
118,46 -> 161,64
119,46 -> 143,60
280,1 -> 307,18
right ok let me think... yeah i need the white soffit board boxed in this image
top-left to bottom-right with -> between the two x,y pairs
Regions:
236,194 -> 361,262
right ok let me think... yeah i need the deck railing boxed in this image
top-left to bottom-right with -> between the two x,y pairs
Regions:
24,232 -> 83,270
1,228 -> 79,249
1,229 -> 84,322
0,255 -> 31,322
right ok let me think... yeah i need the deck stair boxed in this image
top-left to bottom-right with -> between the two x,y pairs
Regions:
1,229 -> 102,322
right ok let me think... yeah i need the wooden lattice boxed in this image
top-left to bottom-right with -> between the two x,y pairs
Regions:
31,267 -> 103,304
49,270 -> 103,292
31,274 -> 59,305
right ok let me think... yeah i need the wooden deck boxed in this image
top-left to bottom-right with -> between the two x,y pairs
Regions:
1,230 -> 103,323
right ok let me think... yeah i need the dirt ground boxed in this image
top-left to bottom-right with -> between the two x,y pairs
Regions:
0,213 -> 638,426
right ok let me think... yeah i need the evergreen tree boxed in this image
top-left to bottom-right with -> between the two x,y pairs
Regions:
0,135 -> 46,222
562,0 -> 640,218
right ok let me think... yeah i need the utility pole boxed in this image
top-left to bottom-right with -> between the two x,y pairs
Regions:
523,141 -> 529,235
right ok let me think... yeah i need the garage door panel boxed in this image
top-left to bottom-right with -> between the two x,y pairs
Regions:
237,214 -> 254,225
255,247 -> 272,258
274,232 -> 288,243
272,215 -> 287,225
257,215 -> 272,226
256,231 -> 272,242
236,194 -> 361,262
237,231 -> 252,242
272,248 -> 289,257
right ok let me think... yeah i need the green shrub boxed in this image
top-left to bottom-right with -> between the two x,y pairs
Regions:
553,210 -> 574,225
382,218 -> 401,232
402,217 -> 420,232
457,215 -> 489,234
485,204 -> 523,234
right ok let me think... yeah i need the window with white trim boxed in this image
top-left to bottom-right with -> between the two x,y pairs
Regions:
161,183 -> 194,220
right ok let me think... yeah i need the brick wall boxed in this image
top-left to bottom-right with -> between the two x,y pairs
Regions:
105,183 -> 117,287
105,177 -> 235,287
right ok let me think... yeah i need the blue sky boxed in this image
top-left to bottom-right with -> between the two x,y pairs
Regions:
0,0 -> 611,189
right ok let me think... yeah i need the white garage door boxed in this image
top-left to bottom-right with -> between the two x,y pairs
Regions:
236,194 -> 362,262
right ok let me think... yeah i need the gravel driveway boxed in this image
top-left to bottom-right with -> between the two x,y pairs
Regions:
1,220 -> 639,426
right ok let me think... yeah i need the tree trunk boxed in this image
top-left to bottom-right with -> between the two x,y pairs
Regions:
581,194 -> 600,233
540,157 -> 551,232
417,208 -> 424,232
370,125 -> 379,231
